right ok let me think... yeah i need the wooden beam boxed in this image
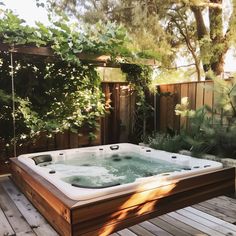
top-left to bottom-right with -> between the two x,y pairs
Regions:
0,43 -> 157,67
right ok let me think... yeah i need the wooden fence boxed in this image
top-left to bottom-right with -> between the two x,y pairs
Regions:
0,82 -> 136,159
156,80 -> 215,132
101,82 -> 136,144
0,79 -> 223,159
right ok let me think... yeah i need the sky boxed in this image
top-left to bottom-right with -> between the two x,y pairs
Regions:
2,0 -> 49,26
1,0 -> 236,74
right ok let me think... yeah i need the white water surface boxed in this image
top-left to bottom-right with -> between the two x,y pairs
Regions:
42,152 -> 185,187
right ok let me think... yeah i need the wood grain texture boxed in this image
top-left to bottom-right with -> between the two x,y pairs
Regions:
159,85 -> 168,131
149,217 -> 191,236
159,214 -> 206,235
168,211 -> 224,236
173,84 -> 181,131
0,185 -> 36,236
10,156 -> 235,236
192,203 -> 236,223
0,43 -> 157,66
0,206 -> 15,236
157,80 -> 221,133
204,81 -> 214,108
179,83 -> 188,129
188,83 -> 197,110
196,83 -> 205,109
2,175 -> 236,236
11,158 -> 74,236
177,208 -> 236,235
166,85 -> 175,130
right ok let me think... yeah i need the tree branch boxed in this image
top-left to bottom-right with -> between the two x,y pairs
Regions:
224,1 -> 236,42
191,2 -> 222,9
157,63 -> 196,70
169,11 -> 201,80
190,6 -> 208,40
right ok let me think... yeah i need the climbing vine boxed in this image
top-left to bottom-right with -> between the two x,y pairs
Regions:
121,64 -> 153,142
0,10 -> 132,147
0,9 -> 156,151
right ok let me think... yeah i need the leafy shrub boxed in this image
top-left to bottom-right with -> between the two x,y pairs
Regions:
0,10 -> 133,148
147,132 -> 188,153
148,74 -> 236,159
174,75 -> 236,158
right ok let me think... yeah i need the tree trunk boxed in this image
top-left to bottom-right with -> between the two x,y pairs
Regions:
211,53 -> 225,76
191,1 -> 227,78
191,6 -> 210,78
209,0 -> 225,76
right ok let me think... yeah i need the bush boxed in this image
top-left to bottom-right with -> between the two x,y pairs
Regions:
173,75 -> 236,159
146,132 -> 188,153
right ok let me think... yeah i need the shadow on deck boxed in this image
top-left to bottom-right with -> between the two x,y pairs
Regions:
0,176 -> 236,236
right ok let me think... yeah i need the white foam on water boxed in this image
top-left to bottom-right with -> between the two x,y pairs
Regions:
44,163 -> 125,185
42,152 -> 184,187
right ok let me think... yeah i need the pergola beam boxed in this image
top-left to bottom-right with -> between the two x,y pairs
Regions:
0,43 -> 157,67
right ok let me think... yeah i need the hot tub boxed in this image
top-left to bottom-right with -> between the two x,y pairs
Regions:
11,143 -> 235,236
17,143 -> 222,200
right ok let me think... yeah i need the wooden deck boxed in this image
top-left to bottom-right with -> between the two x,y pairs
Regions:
1,176 -> 236,236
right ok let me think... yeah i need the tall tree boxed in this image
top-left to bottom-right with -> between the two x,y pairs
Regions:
49,0 -> 236,80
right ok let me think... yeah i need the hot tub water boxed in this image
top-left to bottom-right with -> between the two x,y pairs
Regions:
41,152 -> 186,188
17,143 -> 223,200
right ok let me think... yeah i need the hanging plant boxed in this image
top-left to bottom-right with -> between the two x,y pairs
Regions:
0,10 -> 157,152
0,10 -> 132,148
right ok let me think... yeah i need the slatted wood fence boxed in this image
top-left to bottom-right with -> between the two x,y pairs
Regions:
0,82 -> 135,160
0,79 -> 227,160
156,80 -> 216,132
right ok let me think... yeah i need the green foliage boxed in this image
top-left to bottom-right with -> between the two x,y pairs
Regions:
180,106 -> 217,156
174,76 -> 236,158
0,10 -> 132,64
147,133 -> 187,153
210,75 -> 236,123
152,68 -> 196,85
50,0 -> 236,78
0,10 -> 157,151
0,10 -> 133,146
49,0 -> 173,64
121,64 -> 154,142
148,76 -> 236,158
121,64 -> 153,110
0,52 -> 105,145
0,11 -> 40,45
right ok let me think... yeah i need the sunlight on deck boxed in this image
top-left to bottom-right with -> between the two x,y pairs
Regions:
97,180 -> 177,235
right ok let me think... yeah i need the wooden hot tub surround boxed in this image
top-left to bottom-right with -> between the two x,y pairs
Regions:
11,157 -> 235,236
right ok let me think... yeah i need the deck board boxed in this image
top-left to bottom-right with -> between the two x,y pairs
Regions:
206,197 -> 236,211
168,211 -> 225,236
159,214 -> 207,235
0,206 -> 15,236
0,176 -> 236,236
185,207 -> 236,232
149,217 -> 191,236
129,225 -> 156,236
0,184 -> 36,236
139,221 -> 173,236
198,199 -> 236,219
1,177 -> 58,236
192,203 -> 236,223
177,208 -> 236,235
116,229 -> 137,236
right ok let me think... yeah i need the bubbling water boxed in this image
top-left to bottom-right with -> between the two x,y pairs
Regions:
42,152 -> 185,188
